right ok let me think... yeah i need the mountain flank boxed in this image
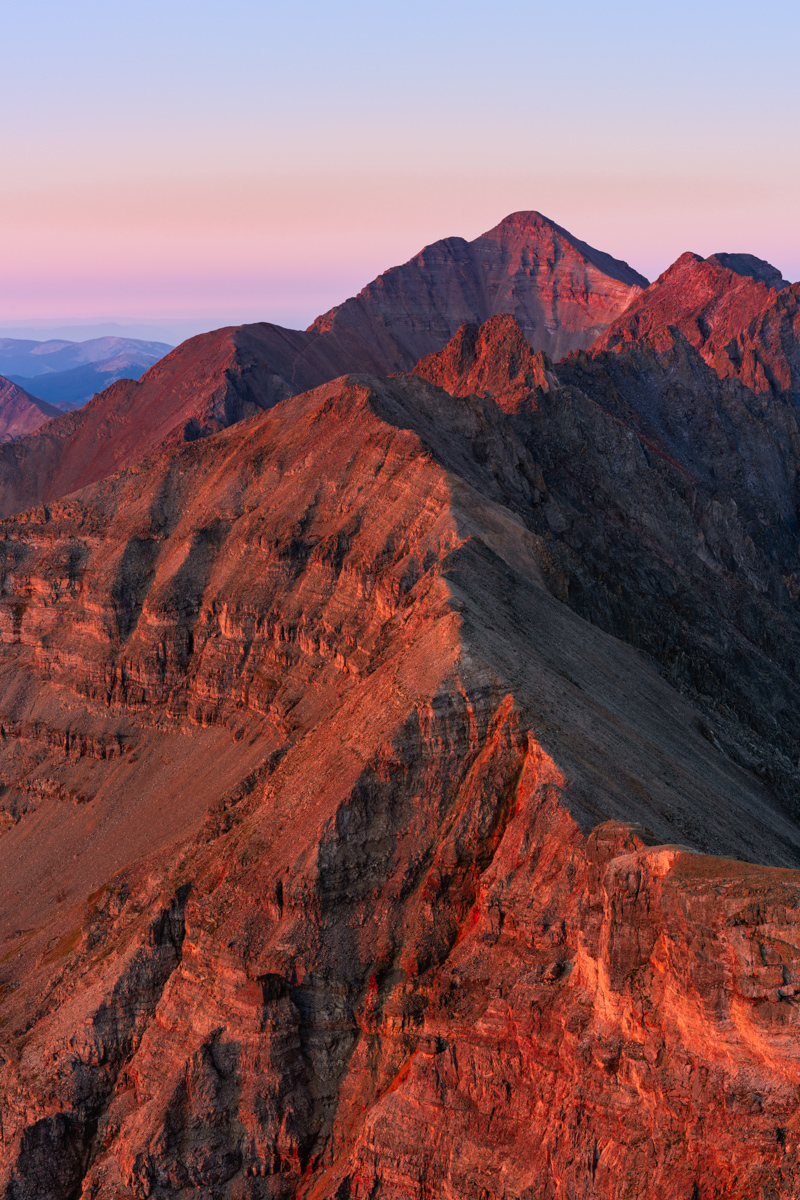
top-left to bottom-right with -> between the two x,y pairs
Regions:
0,376 -> 60,440
418,312 -> 800,813
2,217 -> 800,1198
2,372 -> 800,1199
0,213 -> 645,517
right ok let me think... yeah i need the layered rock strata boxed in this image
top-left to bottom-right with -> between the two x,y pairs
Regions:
2,371 -> 800,1198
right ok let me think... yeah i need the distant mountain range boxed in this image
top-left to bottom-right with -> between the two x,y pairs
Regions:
0,377 -> 61,441
0,335 -> 173,420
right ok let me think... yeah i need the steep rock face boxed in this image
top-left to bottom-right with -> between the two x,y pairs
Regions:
327,825 -> 800,1200
593,251 -> 800,399
309,211 -> 647,370
413,313 -> 557,408
2,374 -> 800,1198
0,378 -> 60,441
416,316 -> 800,811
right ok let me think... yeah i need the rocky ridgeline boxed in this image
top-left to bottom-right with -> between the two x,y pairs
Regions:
594,250 -> 800,399
1,222 -> 800,1199
0,213 -> 646,520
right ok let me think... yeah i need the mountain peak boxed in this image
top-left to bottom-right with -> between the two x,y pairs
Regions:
592,247 -> 800,396
308,211 -> 648,366
414,313 -> 555,410
477,210 -> 650,290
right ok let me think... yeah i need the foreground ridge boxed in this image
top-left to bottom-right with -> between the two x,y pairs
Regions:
1,366 -> 800,1198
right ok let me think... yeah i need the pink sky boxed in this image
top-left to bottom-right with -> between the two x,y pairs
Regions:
1,0 -> 797,337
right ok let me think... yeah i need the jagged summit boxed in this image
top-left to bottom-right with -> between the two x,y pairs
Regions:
309,209 -> 648,365
414,312 -> 556,409
593,247 -> 800,396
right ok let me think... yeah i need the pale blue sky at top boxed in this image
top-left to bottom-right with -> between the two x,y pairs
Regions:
0,0 -> 797,337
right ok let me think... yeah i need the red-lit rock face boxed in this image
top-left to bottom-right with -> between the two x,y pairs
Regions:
0,376 -> 60,441
594,251 -> 800,398
413,313 -> 556,410
327,826 -> 800,1200
311,210 -> 647,370
2,370 -> 800,1199
0,214 -> 646,519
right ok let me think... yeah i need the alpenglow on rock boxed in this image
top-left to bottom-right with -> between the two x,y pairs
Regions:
4,217 -> 800,1200
0,212 -> 646,518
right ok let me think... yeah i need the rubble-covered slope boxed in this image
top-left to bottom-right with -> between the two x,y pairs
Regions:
418,314 -> 800,814
2,373 -> 800,1199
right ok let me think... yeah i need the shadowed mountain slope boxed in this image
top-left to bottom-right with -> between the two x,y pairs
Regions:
417,314 -> 800,812
0,213 -> 646,518
2,370 -> 800,1198
0,376 -> 60,441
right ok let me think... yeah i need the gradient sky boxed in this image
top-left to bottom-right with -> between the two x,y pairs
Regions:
1,0 -> 798,340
